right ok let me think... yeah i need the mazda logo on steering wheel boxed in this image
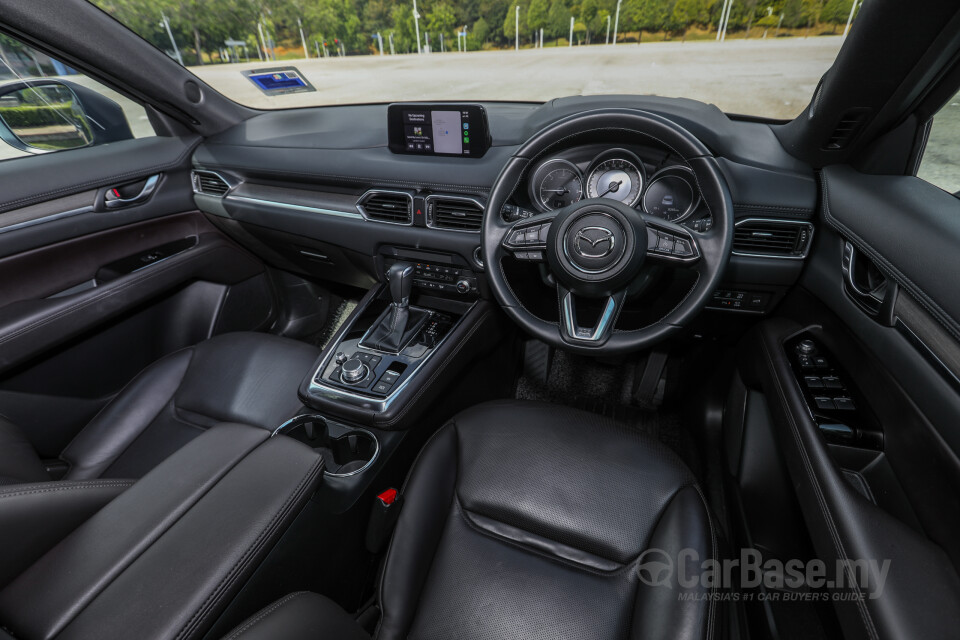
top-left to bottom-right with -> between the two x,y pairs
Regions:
574,226 -> 616,258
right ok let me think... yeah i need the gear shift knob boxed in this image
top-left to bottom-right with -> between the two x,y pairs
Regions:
388,263 -> 414,307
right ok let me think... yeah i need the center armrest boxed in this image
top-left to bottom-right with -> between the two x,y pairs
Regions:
0,422 -> 324,640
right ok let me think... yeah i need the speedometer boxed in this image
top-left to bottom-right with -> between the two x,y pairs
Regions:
530,159 -> 583,212
585,150 -> 645,207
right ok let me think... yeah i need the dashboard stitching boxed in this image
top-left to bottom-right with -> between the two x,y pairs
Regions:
820,172 -> 960,343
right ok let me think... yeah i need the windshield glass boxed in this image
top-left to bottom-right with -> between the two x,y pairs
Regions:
90,0 -> 856,119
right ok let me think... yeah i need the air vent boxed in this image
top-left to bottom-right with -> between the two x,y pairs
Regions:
823,108 -> 871,150
429,196 -> 484,232
733,219 -> 814,259
358,191 -> 413,224
192,171 -> 230,196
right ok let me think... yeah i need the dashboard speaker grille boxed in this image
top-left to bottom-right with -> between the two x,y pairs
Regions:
733,220 -> 813,258
431,197 -> 484,231
193,171 -> 229,196
358,191 -> 413,224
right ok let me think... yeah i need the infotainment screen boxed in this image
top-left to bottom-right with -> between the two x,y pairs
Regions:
387,104 -> 491,158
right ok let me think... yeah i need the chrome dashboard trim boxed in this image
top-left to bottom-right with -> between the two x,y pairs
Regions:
732,217 -> 815,260
0,205 -> 93,235
424,193 -> 485,233
227,194 -> 363,219
191,170 -> 237,196
356,189 -> 415,226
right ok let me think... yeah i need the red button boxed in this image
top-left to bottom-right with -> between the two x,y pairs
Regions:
377,488 -> 398,506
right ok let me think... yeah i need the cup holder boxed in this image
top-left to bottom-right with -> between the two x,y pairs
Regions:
273,414 -> 379,477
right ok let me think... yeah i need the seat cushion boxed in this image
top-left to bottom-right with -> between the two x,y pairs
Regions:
0,416 -> 50,485
60,332 -> 320,480
377,399 -> 718,640
222,592 -> 369,640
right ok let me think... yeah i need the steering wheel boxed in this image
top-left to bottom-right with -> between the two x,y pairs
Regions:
483,108 -> 734,355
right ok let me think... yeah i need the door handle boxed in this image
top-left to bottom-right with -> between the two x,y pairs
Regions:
841,241 -> 897,324
104,174 -> 159,210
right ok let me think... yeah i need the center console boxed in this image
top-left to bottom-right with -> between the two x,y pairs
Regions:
298,249 -> 503,430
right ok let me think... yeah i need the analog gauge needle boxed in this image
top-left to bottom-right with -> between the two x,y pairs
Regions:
543,188 -> 569,194
597,179 -> 623,198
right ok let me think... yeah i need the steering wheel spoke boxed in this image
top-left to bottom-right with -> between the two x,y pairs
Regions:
557,284 -> 626,345
500,212 -> 555,263
640,214 -> 701,266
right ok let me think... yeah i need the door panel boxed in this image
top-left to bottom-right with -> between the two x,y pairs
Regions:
0,135 -> 276,459
731,165 -> 960,639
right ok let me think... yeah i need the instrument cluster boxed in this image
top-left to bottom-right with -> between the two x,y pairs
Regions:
520,146 -> 707,226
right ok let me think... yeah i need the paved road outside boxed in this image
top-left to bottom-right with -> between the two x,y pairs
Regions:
4,35 -> 959,196
194,37 -> 843,118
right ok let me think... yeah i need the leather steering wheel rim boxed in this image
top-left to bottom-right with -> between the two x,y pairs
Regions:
482,108 -> 734,355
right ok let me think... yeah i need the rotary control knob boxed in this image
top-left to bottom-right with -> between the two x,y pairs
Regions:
335,352 -> 348,365
455,279 -> 471,294
339,357 -> 368,384
797,339 -> 817,355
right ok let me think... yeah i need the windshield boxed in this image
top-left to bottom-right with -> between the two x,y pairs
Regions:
90,0 -> 855,119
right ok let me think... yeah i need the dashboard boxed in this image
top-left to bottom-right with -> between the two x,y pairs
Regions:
190,95 -> 818,317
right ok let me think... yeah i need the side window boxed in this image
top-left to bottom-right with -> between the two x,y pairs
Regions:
917,97 -> 960,194
0,33 -> 154,162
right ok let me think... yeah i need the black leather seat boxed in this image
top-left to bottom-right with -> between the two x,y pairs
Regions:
0,332 -> 320,483
226,400 -> 719,640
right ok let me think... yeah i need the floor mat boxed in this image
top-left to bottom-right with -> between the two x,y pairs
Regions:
515,348 -> 703,480
315,299 -> 359,349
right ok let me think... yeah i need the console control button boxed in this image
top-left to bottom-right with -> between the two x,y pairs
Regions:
804,376 -> 823,389
335,352 -> 348,365
380,370 -> 401,385
373,381 -> 393,394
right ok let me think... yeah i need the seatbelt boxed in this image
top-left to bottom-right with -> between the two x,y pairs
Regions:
634,348 -> 669,409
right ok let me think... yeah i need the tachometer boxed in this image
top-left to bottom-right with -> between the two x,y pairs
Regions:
642,166 -> 700,222
530,159 -> 584,212
585,150 -> 645,207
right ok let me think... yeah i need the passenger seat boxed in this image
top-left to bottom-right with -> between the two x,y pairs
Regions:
0,332 -> 320,483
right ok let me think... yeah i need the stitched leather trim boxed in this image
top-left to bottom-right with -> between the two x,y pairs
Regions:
820,171 -> 960,343
458,501 -> 627,574
222,591 -> 312,640
175,455 -> 325,640
0,139 -> 199,214
0,480 -> 134,499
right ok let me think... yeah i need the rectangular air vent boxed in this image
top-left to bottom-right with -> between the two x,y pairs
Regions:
733,220 -> 814,259
823,108 -> 871,150
429,196 -> 484,232
192,171 -> 230,196
358,191 -> 413,224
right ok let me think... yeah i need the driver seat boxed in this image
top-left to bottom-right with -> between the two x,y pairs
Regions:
224,400 -> 718,640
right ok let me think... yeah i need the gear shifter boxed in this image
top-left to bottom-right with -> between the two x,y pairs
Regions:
361,263 -> 431,353
390,262 -> 414,307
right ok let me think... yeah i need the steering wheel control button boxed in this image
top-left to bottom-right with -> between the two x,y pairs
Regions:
339,358 -> 368,384
656,233 -> 675,254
